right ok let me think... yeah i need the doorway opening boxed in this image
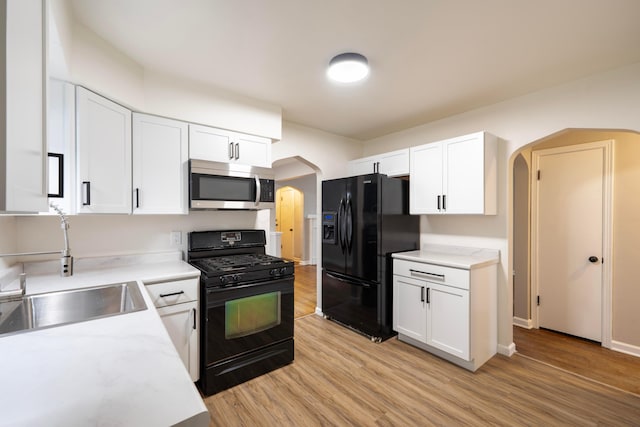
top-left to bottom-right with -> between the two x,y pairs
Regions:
276,186 -> 304,262
511,128 -> 640,388
272,156 -> 320,318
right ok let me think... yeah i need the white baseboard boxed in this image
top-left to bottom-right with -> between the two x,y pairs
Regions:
315,307 -> 323,316
299,260 -> 316,266
513,317 -> 533,329
498,342 -> 516,357
611,340 -> 640,358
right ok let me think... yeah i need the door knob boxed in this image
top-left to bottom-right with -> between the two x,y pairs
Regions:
588,256 -> 599,263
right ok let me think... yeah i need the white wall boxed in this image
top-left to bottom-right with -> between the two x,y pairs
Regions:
362,62 -> 640,352
12,210 -> 269,261
0,216 -> 17,270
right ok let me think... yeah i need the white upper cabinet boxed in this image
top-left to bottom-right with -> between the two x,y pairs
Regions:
76,87 -> 132,214
132,113 -> 188,215
47,79 -> 76,215
189,123 -> 271,168
0,0 -> 48,213
410,132 -> 497,215
348,148 -> 410,177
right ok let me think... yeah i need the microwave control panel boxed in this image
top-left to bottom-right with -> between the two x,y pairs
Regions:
259,179 -> 275,202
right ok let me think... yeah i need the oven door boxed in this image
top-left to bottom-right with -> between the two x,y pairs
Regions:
202,278 -> 294,366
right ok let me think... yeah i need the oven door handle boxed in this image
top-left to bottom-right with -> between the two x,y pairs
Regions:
254,175 -> 261,206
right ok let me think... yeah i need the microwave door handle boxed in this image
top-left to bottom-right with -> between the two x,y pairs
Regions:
254,175 -> 261,206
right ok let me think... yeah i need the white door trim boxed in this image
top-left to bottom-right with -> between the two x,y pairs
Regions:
530,140 -> 613,348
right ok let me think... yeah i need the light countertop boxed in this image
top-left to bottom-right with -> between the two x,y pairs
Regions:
392,244 -> 500,270
0,252 -> 209,427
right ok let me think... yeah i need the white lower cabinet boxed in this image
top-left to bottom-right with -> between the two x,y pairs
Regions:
393,276 -> 427,342
392,256 -> 496,371
146,278 -> 200,382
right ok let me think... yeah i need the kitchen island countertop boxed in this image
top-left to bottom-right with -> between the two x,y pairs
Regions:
0,252 -> 209,427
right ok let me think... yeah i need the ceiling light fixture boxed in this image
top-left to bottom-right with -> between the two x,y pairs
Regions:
327,52 -> 369,83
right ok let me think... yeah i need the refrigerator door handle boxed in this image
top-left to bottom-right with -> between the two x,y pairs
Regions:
338,197 -> 347,252
326,271 -> 372,288
346,196 -> 353,253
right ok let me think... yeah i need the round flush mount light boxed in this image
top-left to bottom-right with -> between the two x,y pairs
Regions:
327,52 -> 369,83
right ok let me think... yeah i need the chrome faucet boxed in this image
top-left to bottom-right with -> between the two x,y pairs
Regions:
0,203 -> 74,277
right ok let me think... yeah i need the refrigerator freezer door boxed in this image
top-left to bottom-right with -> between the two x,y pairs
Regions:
321,269 -> 382,338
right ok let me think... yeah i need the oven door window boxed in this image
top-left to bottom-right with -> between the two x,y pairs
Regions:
193,174 -> 256,202
226,291 -> 281,339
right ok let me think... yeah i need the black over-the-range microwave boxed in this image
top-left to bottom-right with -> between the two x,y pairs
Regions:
189,159 -> 275,210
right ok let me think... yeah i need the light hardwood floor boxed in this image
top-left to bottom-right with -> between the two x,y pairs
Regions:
204,314 -> 640,426
514,325 -> 640,395
294,264 -> 317,318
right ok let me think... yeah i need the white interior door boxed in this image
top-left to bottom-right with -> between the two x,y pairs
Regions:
533,144 -> 606,342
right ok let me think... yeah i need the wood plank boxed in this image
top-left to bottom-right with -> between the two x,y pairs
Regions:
294,264 -> 316,318
204,315 -> 640,426
514,326 -> 640,395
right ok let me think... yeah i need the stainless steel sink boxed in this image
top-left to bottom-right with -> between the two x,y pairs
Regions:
0,282 -> 147,337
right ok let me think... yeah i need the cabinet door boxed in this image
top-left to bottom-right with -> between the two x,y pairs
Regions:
188,124 -> 234,162
348,157 -> 377,176
235,133 -> 271,167
426,283 -> 470,360
1,0 -> 48,212
158,301 -> 199,382
393,275 -> 427,342
47,79 -> 76,215
132,114 -> 188,214
76,87 -> 132,214
378,149 -> 409,177
443,134 -> 485,214
410,142 -> 442,214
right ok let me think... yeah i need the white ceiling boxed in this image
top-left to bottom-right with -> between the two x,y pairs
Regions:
69,0 -> 640,141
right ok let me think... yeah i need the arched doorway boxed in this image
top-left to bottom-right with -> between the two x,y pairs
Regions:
512,129 -> 640,358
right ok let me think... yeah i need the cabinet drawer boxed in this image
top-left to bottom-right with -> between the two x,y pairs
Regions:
146,278 -> 199,307
393,259 -> 469,290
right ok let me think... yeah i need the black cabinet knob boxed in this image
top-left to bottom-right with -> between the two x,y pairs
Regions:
588,256 -> 599,263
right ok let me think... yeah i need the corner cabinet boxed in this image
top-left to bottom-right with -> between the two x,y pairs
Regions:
76,87 -> 132,214
410,132 -> 497,215
347,148 -> 410,177
189,123 -> 271,168
1,0 -> 48,213
392,250 -> 498,372
146,277 -> 200,382
132,113 -> 188,215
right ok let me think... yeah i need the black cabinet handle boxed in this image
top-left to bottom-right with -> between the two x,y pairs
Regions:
192,308 -> 197,330
159,290 -> 185,298
82,181 -> 91,206
426,288 -> 430,304
437,195 -> 441,210
442,195 -> 446,210
421,286 -> 425,302
135,188 -> 140,208
235,143 -> 240,160
229,142 -> 234,159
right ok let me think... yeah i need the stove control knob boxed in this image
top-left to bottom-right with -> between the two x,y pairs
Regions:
232,274 -> 239,282
270,269 -> 277,276
220,276 -> 228,285
279,267 -> 287,275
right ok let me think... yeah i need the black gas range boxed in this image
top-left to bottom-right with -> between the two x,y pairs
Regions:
187,229 -> 295,396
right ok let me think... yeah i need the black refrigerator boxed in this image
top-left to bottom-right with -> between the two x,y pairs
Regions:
321,173 -> 419,341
